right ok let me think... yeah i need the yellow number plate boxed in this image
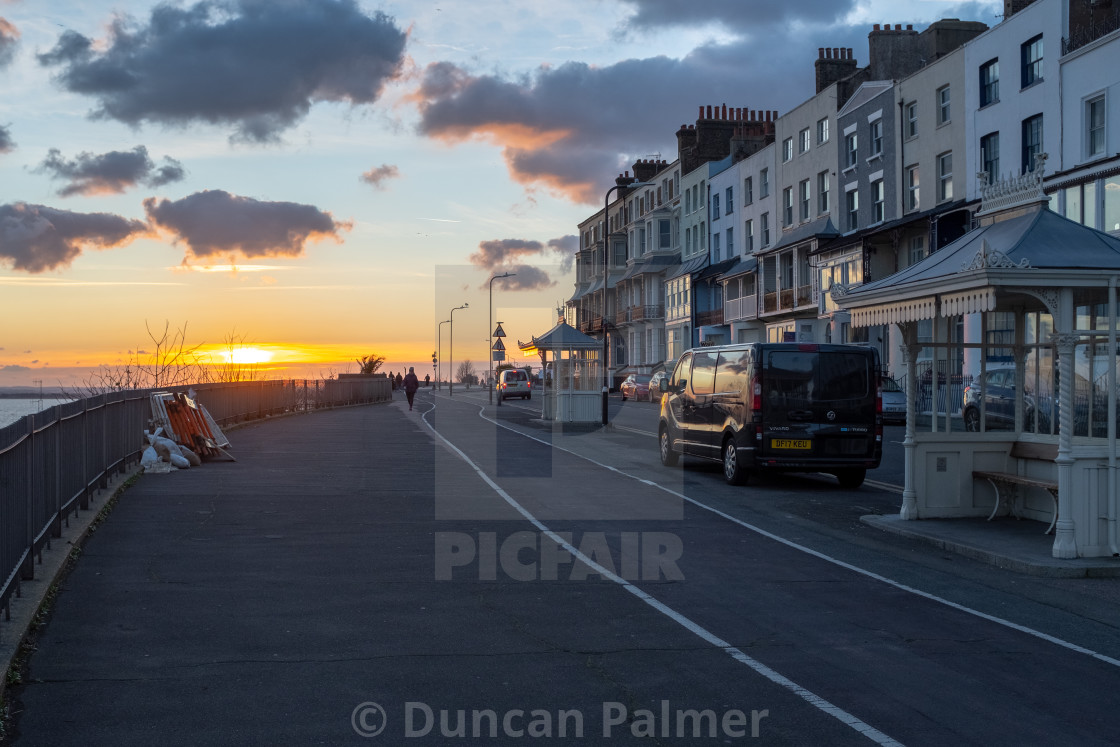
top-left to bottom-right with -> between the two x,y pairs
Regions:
771,439 -> 811,450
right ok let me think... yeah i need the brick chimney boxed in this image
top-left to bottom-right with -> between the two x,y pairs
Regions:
631,158 -> 660,183
815,47 -> 858,94
1004,0 -> 1039,18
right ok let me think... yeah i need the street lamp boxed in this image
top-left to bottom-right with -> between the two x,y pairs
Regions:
449,303 -> 468,396
489,272 -> 516,405
601,178 -> 654,425
437,319 -> 450,389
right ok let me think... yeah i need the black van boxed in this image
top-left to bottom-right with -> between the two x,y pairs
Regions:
658,343 -> 883,488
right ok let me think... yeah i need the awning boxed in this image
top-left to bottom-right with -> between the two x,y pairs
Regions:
694,257 -> 738,281
941,287 -> 996,316
850,297 -> 938,327
721,256 -> 758,279
666,253 -> 708,281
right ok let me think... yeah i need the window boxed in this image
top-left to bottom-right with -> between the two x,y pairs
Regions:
799,179 -> 811,221
725,186 -> 733,214
937,151 -> 953,202
659,219 -> 671,249
799,127 -> 811,154
980,132 -> 1000,183
1087,95 -> 1106,159
783,137 -> 794,162
783,186 -> 794,226
980,58 -> 999,107
906,165 -> 919,211
908,235 -> 926,265
692,185 -> 699,212
761,213 -> 770,247
845,132 -> 858,168
760,168 -> 769,198
846,189 -> 859,231
685,189 -> 691,214
1021,34 -> 1043,88
685,228 -> 692,253
712,193 -> 720,219
817,171 -> 830,214
726,227 -> 734,256
937,85 -> 950,125
744,177 -> 753,205
871,179 -> 884,223
869,119 -> 883,157
712,232 -> 721,261
906,101 -> 917,138
1022,114 -> 1043,173
745,219 -> 754,252
817,117 -> 829,144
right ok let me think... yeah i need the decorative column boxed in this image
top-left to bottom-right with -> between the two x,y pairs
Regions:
1051,331 -> 1079,558
899,323 -> 920,520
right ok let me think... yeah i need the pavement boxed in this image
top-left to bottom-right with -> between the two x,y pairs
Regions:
4,389 -> 1120,744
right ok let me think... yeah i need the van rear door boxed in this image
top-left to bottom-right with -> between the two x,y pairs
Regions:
760,347 -> 877,459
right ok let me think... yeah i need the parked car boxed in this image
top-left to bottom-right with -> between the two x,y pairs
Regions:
659,343 -> 882,488
881,376 -> 906,424
497,368 -> 531,400
648,371 -> 671,401
620,373 -> 653,402
962,367 -> 1036,432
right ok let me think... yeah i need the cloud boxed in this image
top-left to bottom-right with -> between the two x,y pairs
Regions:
0,123 -> 13,153
0,17 -> 18,68
0,365 -> 30,373
469,238 -> 547,271
360,163 -> 400,190
143,190 -> 351,261
0,202 -> 148,273
37,0 -> 408,142
36,146 -> 185,196
468,235 -> 576,288
617,0 -> 855,31
493,264 -> 554,291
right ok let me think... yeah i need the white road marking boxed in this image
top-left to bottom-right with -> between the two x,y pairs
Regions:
464,402 -> 1120,671
418,401 -> 904,746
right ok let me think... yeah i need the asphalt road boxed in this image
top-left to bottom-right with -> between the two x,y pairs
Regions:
8,388 -> 1120,745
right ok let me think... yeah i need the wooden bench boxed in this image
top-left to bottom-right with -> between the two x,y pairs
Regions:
973,442 -> 1059,535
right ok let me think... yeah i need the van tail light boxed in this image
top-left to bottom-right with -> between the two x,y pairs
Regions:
751,374 -> 762,412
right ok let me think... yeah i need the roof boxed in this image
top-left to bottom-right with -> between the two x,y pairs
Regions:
517,319 -> 602,353
772,215 -> 839,251
721,255 -> 759,279
841,205 -> 1120,326
666,253 -> 708,280
695,257 -> 738,281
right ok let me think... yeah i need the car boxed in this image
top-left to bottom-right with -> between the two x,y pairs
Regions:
962,367 -> 1037,432
880,376 -> 906,424
620,373 -> 653,402
497,369 -> 531,400
648,371 -> 671,401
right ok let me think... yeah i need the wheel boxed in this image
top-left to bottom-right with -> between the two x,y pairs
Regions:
622,393 -> 628,401
964,407 -> 980,432
525,393 -> 531,400
722,437 -> 748,485
835,468 -> 866,489
659,426 -> 679,466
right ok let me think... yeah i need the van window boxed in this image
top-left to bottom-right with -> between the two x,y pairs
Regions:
715,349 -> 750,394
670,352 -> 692,391
690,351 -> 717,395
764,350 -> 871,406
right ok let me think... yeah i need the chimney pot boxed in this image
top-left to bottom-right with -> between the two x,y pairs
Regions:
873,23 -> 880,31
818,47 -> 824,58
698,105 -> 704,118
895,23 -> 901,30
906,24 -> 913,30
833,47 -> 840,58
721,103 -> 727,119
706,105 -> 713,119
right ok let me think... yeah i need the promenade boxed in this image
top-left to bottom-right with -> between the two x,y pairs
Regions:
7,389 -> 1120,745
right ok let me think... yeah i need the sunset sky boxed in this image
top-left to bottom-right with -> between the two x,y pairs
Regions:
0,0 -> 1001,387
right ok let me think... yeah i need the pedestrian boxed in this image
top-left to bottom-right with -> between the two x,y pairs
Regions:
403,367 -> 420,410
424,373 -> 430,387
388,371 -> 396,390
395,372 -> 403,390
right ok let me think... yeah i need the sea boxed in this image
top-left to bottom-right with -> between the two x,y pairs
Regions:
0,398 -> 77,428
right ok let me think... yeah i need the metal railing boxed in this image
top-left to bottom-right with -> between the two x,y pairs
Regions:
0,377 -> 390,633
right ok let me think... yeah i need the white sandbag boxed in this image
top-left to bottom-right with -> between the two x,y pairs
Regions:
169,452 -> 190,469
140,446 -> 159,468
179,445 -> 202,467
144,461 -> 175,474
151,439 -> 173,461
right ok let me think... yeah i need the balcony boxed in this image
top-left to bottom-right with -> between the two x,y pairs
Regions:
615,308 -> 630,325
696,308 -> 724,327
763,292 -> 778,313
796,284 -> 813,307
629,304 -> 665,322
724,294 -> 758,322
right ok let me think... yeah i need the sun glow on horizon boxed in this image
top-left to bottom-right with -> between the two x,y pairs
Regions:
219,347 -> 275,365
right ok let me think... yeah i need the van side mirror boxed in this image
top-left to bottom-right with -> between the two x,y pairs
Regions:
677,380 -> 688,394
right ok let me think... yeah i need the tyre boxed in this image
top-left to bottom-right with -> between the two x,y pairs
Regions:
722,437 -> 748,485
836,468 -> 866,489
659,426 -> 679,467
964,407 -> 980,432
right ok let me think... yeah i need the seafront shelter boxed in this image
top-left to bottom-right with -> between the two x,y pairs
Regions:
518,318 -> 603,423
839,163 -> 1120,559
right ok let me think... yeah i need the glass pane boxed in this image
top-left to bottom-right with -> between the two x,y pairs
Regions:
1107,176 -> 1120,233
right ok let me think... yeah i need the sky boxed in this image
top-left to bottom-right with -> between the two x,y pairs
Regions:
0,0 -> 1002,388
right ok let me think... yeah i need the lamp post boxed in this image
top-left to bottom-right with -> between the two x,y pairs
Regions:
600,178 -> 654,425
449,303 -> 468,396
437,319 -> 450,389
489,272 -> 516,404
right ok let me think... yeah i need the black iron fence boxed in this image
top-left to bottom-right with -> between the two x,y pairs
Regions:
0,377 -> 390,632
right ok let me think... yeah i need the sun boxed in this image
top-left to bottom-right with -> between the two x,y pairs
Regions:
221,347 -> 274,365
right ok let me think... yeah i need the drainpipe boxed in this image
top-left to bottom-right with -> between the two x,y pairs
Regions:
1110,276 -> 1118,555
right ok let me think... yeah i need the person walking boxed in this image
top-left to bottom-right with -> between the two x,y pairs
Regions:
403,367 -> 420,410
